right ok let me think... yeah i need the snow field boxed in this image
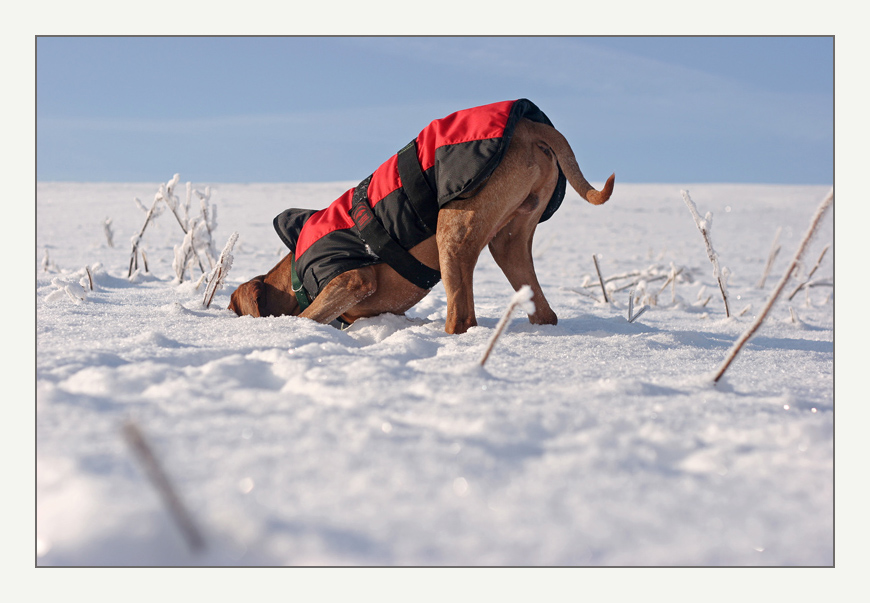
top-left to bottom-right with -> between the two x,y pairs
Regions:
36,181 -> 833,566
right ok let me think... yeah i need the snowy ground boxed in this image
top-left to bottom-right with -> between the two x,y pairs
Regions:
36,179 -> 833,567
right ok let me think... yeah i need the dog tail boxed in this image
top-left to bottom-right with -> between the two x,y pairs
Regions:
529,120 -> 614,206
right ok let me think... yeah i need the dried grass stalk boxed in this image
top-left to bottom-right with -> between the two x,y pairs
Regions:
479,285 -> 534,367
713,189 -> 833,383
203,232 -> 239,309
757,227 -> 782,288
787,243 -> 830,300
122,421 -> 205,553
592,255 -> 609,303
681,190 -> 730,317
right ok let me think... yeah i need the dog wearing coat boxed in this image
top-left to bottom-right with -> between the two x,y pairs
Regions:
229,99 -> 614,334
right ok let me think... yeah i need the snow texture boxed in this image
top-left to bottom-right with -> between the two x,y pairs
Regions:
36,181 -> 833,567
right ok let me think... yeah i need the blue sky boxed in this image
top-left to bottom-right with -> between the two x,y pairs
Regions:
36,36 -> 833,185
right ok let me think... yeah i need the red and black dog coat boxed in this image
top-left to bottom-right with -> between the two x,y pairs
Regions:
273,99 -> 567,309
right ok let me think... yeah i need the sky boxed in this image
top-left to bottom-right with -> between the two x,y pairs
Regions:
36,36 -> 833,185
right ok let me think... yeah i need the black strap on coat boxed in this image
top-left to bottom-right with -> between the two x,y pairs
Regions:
350,170 -> 441,291
396,140 -> 439,237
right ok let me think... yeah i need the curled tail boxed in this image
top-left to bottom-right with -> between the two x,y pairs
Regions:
528,120 -> 614,205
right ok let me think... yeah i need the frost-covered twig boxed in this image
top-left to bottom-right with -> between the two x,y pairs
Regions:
756,226 -> 781,289
195,186 -> 218,267
41,249 -> 54,273
103,217 -> 115,248
592,255 -> 609,303
533,233 -> 556,259
128,195 -> 161,278
122,421 -> 205,554
158,175 -> 207,276
787,243 -> 830,301
173,229 -> 197,283
479,285 -> 535,367
202,232 -> 239,309
681,190 -> 730,317
564,286 -> 600,301
158,174 -> 187,233
47,276 -> 87,303
713,189 -> 833,383
627,289 -> 649,323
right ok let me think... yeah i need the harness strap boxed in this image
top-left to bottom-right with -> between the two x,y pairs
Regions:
292,253 -> 349,329
350,174 -> 441,291
396,139 -> 438,236
290,252 -> 312,312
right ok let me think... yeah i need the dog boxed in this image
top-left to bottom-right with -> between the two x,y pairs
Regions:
229,99 -> 614,334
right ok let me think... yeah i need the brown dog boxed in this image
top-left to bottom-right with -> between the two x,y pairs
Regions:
229,104 -> 613,334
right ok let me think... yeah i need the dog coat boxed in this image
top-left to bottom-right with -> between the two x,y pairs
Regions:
273,99 -> 567,307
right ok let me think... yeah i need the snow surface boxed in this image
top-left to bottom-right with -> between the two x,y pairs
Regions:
36,181 -> 833,566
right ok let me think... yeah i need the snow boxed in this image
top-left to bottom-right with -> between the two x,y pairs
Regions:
36,180 -> 833,567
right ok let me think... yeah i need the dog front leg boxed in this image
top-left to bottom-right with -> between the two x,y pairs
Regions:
299,266 -> 378,325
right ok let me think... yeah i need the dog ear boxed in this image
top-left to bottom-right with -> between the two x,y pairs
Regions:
228,278 -> 266,317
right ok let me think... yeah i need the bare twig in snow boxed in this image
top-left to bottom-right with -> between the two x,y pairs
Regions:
103,217 -> 115,248
788,243 -> 830,300
533,233 -> 556,259
627,289 -> 649,323
713,189 -> 833,383
656,267 -> 684,298
196,186 -> 218,267
129,195 -> 161,278
122,421 -> 205,554
592,255 -> 609,303
85,266 -> 94,291
564,286 -> 600,301
203,232 -> 239,309
757,227 -> 782,288
681,190 -> 730,317
173,229 -> 197,283
479,285 -> 535,367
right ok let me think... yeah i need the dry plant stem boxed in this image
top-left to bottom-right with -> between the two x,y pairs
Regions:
128,197 -> 161,277
565,286 -> 599,301
629,306 -> 648,323
163,194 -> 207,275
757,227 -> 782,288
479,286 -> 532,367
681,191 -> 730,317
788,243 -> 830,301
627,289 -> 648,323
593,255 -> 609,303
85,266 -> 94,291
122,421 -> 205,553
203,232 -> 239,308
713,189 -> 833,383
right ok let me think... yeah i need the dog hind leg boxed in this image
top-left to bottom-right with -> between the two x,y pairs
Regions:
437,140 -> 543,334
488,209 -> 558,326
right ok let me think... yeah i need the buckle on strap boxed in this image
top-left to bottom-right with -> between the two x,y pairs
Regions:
350,174 -> 441,291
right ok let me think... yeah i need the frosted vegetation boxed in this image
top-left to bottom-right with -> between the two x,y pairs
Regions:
36,180 -> 833,566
